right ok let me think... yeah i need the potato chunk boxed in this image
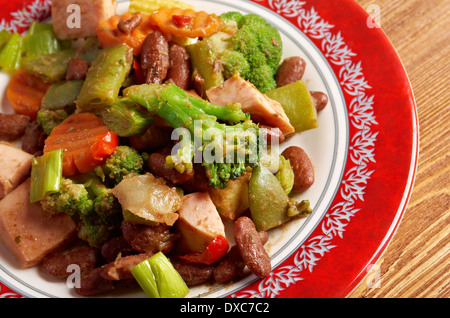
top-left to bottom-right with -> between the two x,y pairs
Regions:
0,179 -> 76,268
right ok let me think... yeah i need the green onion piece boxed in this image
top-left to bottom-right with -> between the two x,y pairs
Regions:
30,149 -> 63,203
131,252 -> 189,298
0,32 -> 23,73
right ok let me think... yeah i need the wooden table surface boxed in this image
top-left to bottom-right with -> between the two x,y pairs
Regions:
348,0 -> 449,298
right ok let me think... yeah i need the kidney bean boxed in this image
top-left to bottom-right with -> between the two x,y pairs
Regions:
213,245 -> 245,284
310,91 -> 329,112
74,266 -> 115,296
233,217 -> 271,279
166,41 -> 191,90
214,230 -> 269,284
41,245 -> 99,279
281,146 -> 314,193
275,56 -> 306,87
65,58 -> 89,81
121,222 -> 179,254
0,113 -> 30,140
101,236 -> 135,263
140,31 -> 169,84
172,259 -> 214,286
21,121 -> 46,155
117,13 -> 142,35
147,151 -> 194,185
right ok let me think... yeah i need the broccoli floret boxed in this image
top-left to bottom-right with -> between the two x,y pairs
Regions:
216,12 -> 282,93
36,108 -> 70,135
102,145 -> 145,184
41,178 -> 93,216
40,175 -> 122,248
122,83 -> 264,189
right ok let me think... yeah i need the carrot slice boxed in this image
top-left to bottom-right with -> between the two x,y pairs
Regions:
43,113 -> 119,176
149,7 -> 223,38
6,69 -> 50,120
96,12 -> 154,56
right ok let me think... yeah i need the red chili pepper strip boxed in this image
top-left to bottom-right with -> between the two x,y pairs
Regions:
179,235 -> 229,265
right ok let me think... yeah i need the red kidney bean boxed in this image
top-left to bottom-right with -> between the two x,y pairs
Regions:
310,91 -> 329,112
41,245 -> 99,279
65,58 -> 89,81
166,41 -> 191,90
281,146 -> 314,193
172,259 -> 214,286
233,217 -> 271,279
275,56 -> 306,87
117,13 -> 142,35
140,31 -> 169,84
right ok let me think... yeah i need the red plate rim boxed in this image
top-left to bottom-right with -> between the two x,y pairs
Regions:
0,0 -> 418,298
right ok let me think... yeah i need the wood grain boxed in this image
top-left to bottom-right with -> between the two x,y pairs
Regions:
349,0 -> 450,298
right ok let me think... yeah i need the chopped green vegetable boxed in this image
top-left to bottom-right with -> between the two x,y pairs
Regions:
131,252 -> 189,298
275,155 -> 294,195
30,149 -> 63,203
266,80 -> 318,132
0,32 -> 23,73
123,83 -> 263,189
22,22 -> 71,62
102,145 -> 146,184
41,80 -> 84,110
21,48 -> 75,82
249,164 -> 309,231
0,29 -> 12,50
187,12 -> 282,93
36,108 -> 70,135
102,98 -> 154,137
77,43 -> 133,114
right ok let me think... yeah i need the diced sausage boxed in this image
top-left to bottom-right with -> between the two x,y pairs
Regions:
0,143 -> 34,200
0,179 -> 76,268
175,192 -> 226,253
140,31 -> 169,84
52,0 -> 117,40
206,75 -> 295,135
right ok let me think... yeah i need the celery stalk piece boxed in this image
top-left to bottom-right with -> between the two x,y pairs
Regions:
0,32 -> 23,73
23,21 -> 73,60
30,149 -> 63,203
21,48 -> 75,83
131,252 -> 189,298
101,98 -> 154,137
131,258 -> 160,298
0,29 -> 12,51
